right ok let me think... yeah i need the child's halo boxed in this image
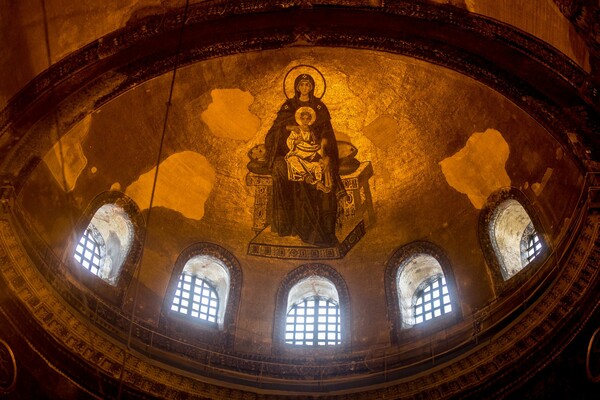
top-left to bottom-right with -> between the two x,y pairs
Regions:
295,106 -> 317,126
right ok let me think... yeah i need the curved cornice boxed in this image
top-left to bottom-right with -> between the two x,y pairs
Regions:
1,178 -> 599,397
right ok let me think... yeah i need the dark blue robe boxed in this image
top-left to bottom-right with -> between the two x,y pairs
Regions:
265,95 -> 343,246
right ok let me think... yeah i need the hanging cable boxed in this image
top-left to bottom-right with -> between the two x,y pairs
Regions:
116,0 -> 191,398
40,0 -> 74,206
39,0 -> 112,397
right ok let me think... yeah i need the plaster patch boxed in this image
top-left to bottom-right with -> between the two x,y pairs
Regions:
439,129 -> 511,209
363,115 -> 399,149
125,151 -> 215,220
201,89 -> 260,141
532,168 -> 553,196
43,115 -> 91,192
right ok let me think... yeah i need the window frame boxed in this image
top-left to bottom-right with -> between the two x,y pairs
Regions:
412,274 -> 452,325
479,188 -> 550,292
273,263 -> 350,354
521,223 -> 543,265
67,191 -> 144,305
170,272 -> 220,326
285,295 -> 341,346
385,241 -> 461,343
160,242 -> 242,348
74,224 -> 106,278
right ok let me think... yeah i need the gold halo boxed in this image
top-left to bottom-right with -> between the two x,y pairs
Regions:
295,107 -> 317,126
283,64 -> 326,100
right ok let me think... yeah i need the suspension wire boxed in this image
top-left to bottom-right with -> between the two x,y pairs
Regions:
39,0 -> 113,397
39,0 -> 73,228
116,0 -> 191,398
40,0 -> 73,208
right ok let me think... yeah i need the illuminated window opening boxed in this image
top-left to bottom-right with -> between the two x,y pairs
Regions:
171,273 -> 219,324
74,225 -> 105,277
396,254 -> 454,327
491,199 -> 545,280
526,233 -> 542,262
285,296 -> 340,346
73,203 -> 133,286
413,275 -> 452,325
170,254 -> 230,329
521,223 -> 543,264
284,276 -> 342,346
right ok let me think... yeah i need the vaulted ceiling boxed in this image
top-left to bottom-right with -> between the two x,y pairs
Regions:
1,1 -> 599,399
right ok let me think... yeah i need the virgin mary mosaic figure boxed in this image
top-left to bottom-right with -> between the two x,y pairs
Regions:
265,69 -> 345,246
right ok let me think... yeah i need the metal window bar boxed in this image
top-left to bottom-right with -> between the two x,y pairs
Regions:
171,273 -> 219,324
285,296 -> 341,346
414,276 -> 452,325
526,233 -> 542,263
74,226 -> 104,276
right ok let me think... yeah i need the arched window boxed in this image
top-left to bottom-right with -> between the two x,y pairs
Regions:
74,203 -> 134,286
285,276 -> 341,346
522,222 -> 543,264
385,242 -> 460,341
413,274 -> 452,325
490,199 -> 546,280
396,254 -> 454,327
170,255 -> 230,329
163,243 -> 242,341
273,264 -> 350,352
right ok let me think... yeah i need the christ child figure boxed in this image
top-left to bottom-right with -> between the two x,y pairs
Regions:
285,106 -> 332,193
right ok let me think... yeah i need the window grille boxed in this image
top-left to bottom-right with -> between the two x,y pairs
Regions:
74,225 -> 105,277
285,296 -> 340,346
490,199 -> 545,280
525,232 -> 542,263
72,202 -> 135,286
171,273 -> 219,324
414,276 -> 452,325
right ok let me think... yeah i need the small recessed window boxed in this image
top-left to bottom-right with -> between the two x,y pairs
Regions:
170,254 -> 230,329
285,296 -> 340,346
396,253 -> 455,327
73,203 -> 133,286
275,266 -> 349,351
165,243 -> 242,338
491,199 -> 546,280
413,275 -> 452,325
171,273 -> 219,324
284,275 -> 342,347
